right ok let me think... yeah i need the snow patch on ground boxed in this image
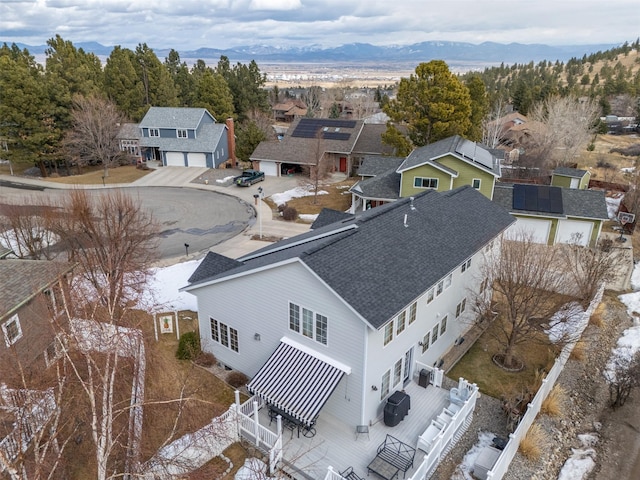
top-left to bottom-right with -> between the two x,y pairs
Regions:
270,186 -> 328,206
298,213 -> 319,223
0,228 -> 59,255
546,302 -> 586,344
141,259 -> 202,312
217,175 -> 236,184
558,432 -> 599,480
450,431 -> 496,479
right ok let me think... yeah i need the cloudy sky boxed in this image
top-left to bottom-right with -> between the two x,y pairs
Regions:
1,0 -> 638,50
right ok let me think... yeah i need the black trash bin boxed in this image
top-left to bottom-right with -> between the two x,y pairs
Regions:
418,369 -> 430,388
383,391 -> 411,427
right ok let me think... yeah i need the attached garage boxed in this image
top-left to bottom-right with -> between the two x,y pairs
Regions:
187,153 -> 207,167
166,152 -> 185,166
555,219 -> 593,246
505,217 -> 551,244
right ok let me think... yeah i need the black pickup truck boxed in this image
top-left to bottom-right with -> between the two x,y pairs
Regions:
233,169 -> 265,186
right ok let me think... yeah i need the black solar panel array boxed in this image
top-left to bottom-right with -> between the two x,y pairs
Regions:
291,118 -> 357,139
512,184 -> 563,214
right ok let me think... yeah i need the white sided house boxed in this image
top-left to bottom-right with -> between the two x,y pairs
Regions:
183,187 -> 514,431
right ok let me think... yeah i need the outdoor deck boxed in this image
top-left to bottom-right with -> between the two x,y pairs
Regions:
258,380 -> 450,479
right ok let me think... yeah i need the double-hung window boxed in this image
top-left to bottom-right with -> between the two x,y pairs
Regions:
149,128 -> 159,137
440,315 -> 448,335
210,317 -> 239,352
383,322 -> 394,346
177,129 -> 188,138
396,311 -> 406,335
381,370 -> 391,400
408,302 -> 417,325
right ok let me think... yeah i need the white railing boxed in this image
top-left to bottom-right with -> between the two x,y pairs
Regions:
407,379 -> 478,480
235,393 -> 283,475
324,466 -> 347,480
486,284 -> 604,480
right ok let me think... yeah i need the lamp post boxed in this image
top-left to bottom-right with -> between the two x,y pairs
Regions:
257,187 -> 264,239
184,243 -> 189,256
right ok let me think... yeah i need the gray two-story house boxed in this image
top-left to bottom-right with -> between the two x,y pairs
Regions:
138,107 -> 233,168
183,187 -> 514,431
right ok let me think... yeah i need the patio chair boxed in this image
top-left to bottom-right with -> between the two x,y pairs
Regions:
340,466 -> 364,480
356,424 -> 370,440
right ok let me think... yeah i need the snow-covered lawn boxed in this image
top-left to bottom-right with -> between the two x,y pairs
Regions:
142,259 -> 201,312
270,186 -> 327,206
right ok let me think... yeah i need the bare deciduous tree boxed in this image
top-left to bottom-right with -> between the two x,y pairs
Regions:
476,233 -> 574,370
606,350 -> 640,408
482,98 -> 509,148
300,131 -> 332,204
63,95 -> 129,178
527,95 -> 599,170
53,189 -> 159,319
0,197 -> 60,259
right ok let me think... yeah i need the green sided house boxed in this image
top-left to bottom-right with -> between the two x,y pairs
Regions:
493,183 -> 608,247
350,135 -> 502,211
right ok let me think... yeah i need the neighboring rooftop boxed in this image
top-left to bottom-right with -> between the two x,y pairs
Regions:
310,209 -> 354,230
0,260 -> 74,321
553,167 -> 589,178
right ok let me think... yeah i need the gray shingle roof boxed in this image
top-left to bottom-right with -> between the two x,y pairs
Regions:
553,167 -> 588,178
140,123 -> 227,153
493,184 -> 608,219
0,260 -> 74,321
117,123 -> 141,140
139,107 -> 215,129
350,169 -> 401,201
356,156 -> 405,177
186,186 -> 514,329
188,252 -> 242,284
311,209 -> 354,230
352,124 -> 397,156
398,135 -> 501,177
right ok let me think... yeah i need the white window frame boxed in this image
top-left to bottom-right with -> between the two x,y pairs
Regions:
414,177 -> 439,189
431,324 -> 439,345
440,315 -> 448,335
444,273 -> 452,289
421,331 -> 431,354
393,359 -> 403,388
461,258 -> 472,273
408,302 -> 417,325
149,128 -> 160,137
289,302 -> 328,346
177,129 -> 188,138
436,280 -> 444,296
472,178 -> 481,189
383,322 -> 394,346
2,314 -> 23,346
381,369 -> 391,400
427,288 -> 435,304
456,298 -> 467,318
396,311 -> 406,335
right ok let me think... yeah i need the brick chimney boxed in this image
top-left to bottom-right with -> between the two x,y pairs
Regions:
225,118 -> 236,168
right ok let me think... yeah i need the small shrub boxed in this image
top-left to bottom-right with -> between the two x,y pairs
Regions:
195,351 -> 216,367
541,384 -> 566,416
570,340 -> 586,361
587,143 -> 595,152
227,371 -> 249,388
589,310 -> 604,328
277,203 -> 287,213
282,206 -> 298,221
176,331 -> 200,360
519,423 -> 549,460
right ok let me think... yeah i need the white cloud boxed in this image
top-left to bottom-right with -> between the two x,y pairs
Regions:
249,0 -> 301,11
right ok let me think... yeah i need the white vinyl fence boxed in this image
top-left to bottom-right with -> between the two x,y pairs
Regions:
486,285 -> 604,480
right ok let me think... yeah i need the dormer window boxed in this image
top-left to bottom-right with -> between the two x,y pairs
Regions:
149,128 -> 159,137
177,129 -> 188,138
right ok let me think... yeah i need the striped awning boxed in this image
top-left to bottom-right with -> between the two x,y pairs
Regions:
247,337 -> 351,427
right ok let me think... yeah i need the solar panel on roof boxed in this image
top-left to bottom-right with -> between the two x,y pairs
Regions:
512,184 -> 564,214
323,132 -> 351,141
291,118 -> 357,139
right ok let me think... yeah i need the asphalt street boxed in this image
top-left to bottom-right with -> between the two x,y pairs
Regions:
0,183 -> 255,260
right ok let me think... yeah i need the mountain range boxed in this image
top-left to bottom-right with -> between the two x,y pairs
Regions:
5,40 -> 619,65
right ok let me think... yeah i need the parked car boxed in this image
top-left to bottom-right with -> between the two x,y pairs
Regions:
234,169 -> 265,186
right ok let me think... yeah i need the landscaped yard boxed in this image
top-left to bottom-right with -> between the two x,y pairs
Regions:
448,316 -> 558,401
43,165 -> 151,184
265,178 -> 356,217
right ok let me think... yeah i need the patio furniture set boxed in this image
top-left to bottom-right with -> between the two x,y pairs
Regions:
268,404 -> 317,438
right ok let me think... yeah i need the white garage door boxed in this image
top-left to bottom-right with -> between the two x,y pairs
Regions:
259,161 -> 278,176
556,219 -> 592,246
187,153 -> 207,167
166,152 -> 185,166
505,217 -> 551,244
